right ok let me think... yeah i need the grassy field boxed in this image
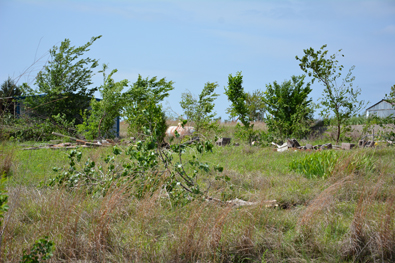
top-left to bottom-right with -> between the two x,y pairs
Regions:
1,125 -> 395,262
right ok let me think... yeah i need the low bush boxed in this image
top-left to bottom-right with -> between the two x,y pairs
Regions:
289,150 -> 339,179
289,150 -> 375,179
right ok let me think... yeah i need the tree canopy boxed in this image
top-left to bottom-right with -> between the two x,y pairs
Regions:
296,44 -> 366,143
124,75 -> 174,141
180,82 -> 219,133
226,90 -> 265,122
263,75 -> 313,138
24,36 -> 102,124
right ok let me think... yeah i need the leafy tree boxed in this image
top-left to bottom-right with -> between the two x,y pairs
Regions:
224,72 -> 256,144
263,75 -> 313,138
0,77 -> 25,116
180,82 -> 219,133
0,77 -> 22,98
296,44 -> 366,143
77,64 -> 128,140
123,75 -> 174,141
226,90 -> 266,122
385,84 -> 395,104
24,36 -> 102,124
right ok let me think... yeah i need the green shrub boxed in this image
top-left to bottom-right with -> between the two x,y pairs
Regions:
289,150 -> 339,179
0,178 -> 8,228
21,236 -> 55,263
289,150 -> 376,179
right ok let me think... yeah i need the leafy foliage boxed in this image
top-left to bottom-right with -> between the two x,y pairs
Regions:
180,82 -> 219,133
24,36 -> 102,124
124,75 -> 174,141
296,45 -> 366,143
0,178 -> 8,228
225,72 -> 256,144
78,64 -> 128,140
385,84 -> 395,104
289,150 -> 339,179
289,150 -> 375,179
49,147 -> 125,197
0,77 -> 22,98
21,236 -> 55,263
1,112 -> 76,142
263,75 -> 313,139
226,90 -> 266,121
49,119 -> 223,206
0,77 -> 25,122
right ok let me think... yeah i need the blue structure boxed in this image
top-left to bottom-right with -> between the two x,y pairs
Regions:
365,99 -> 395,118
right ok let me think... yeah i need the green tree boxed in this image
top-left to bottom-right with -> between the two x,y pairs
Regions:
0,77 -> 22,98
263,75 -> 313,138
180,82 -> 219,133
296,44 -> 366,143
226,90 -> 266,122
1,77 -> 24,116
385,84 -> 395,104
224,72 -> 256,145
124,75 -> 174,141
24,36 -> 102,124
77,64 -> 128,140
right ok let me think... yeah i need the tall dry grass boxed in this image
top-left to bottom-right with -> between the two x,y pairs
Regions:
0,145 -> 15,178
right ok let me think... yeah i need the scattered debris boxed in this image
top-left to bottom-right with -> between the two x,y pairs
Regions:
206,196 -> 278,208
51,132 -> 80,141
166,123 -> 195,138
287,139 -> 300,148
358,139 -> 375,148
23,132 -> 117,150
321,143 -> 332,150
272,142 -> 288,152
341,143 -> 355,150
216,137 -> 231,146
272,138 -> 373,152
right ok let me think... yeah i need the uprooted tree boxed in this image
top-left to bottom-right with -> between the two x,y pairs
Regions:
263,75 -> 313,139
296,44 -> 366,143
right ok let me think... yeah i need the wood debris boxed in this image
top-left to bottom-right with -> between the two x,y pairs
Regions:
206,196 -> 278,208
22,132 -> 117,150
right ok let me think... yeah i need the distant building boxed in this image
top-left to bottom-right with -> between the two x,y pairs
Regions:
365,99 -> 395,118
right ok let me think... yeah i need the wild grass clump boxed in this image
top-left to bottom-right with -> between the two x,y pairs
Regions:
289,150 -> 339,178
289,150 -> 376,179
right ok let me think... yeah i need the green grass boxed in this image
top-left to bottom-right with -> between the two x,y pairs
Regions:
1,137 -> 395,262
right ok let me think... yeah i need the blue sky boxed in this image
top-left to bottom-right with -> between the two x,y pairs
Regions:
1,0 -> 394,119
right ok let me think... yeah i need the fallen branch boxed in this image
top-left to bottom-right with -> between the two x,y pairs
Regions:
51,132 -> 79,141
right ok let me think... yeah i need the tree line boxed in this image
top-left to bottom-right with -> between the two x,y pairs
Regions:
1,36 -> 393,143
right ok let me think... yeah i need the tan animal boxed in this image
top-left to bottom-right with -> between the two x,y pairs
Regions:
166,123 -> 195,138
